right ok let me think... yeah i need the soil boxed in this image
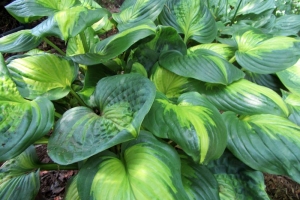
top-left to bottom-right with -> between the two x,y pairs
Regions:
1,1 -> 300,199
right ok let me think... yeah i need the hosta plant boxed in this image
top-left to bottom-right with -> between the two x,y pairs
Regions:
1,0 -> 300,199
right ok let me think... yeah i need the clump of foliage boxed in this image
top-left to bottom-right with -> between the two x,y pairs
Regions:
1,0 -> 300,199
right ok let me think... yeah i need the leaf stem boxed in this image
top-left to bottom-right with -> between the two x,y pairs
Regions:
230,0 -> 243,25
43,37 -> 66,56
79,31 -> 89,53
34,137 -> 49,144
229,55 -> 236,63
55,112 -> 62,118
38,163 -> 79,171
70,88 -> 88,107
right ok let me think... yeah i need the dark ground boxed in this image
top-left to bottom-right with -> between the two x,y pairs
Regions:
1,1 -> 300,199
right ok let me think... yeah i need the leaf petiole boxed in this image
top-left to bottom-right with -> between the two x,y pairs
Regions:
38,163 -> 79,171
43,37 -> 66,56
70,88 -> 88,107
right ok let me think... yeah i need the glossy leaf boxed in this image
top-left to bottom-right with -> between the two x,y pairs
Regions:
48,74 -> 156,164
77,131 -> 189,200
143,92 -> 227,164
208,150 -> 270,200
277,59 -> 300,96
7,54 -> 78,100
235,28 -> 300,74
180,152 -> 219,200
32,7 -> 109,40
113,0 -> 167,31
198,79 -> 289,117
159,49 -> 244,85
65,175 -> 80,200
133,25 -> 187,72
0,30 -> 42,53
282,91 -> 300,126
70,21 -> 156,65
188,43 -> 235,60
267,14 -> 300,36
159,0 -> 217,43
223,111 -> 300,183
5,0 -> 78,23
0,146 -> 40,200
237,0 -> 275,15
0,54 -> 54,161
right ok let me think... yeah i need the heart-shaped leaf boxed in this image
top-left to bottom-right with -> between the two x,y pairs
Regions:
113,0 -> 167,31
198,79 -> 289,117
180,151 -> 219,200
48,74 -> 156,164
77,131 -> 189,199
223,111 -> 300,183
235,28 -> 300,74
159,49 -> 244,85
0,54 -> 54,162
0,30 -> 42,53
143,92 -> 227,164
7,54 -> 78,100
159,0 -> 217,43
277,59 -> 300,96
0,146 -> 40,199
70,21 -> 156,65
207,150 -> 270,200
32,7 -> 109,40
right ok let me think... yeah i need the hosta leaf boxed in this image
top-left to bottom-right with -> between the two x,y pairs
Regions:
237,0 -> 275,15
0,54 -> 54,161
66,27 -> 100,56
5,0 -> 78,23
77,131 -> 189,200
223,111 -> 300,183
0,30 -> 42,53
188,43 -> 235,60
208,150 -> 270,200
277,59 -> 300,96
65,175 -> 80,200
150,63 -> 201,99
266,14 -> 300,36
113,0 -> 167,31
235,28 -> 300,74
79,0 -> 102,8
198,79 -> 289,117
32,7 -> 109,40
282,91 -> 300,126
70,21 -> 156,65
0,146 -> 40,199
48,74 -> 156,164
143,92 -> 227,164
7,54 -> 78,100
159,0 -> 217,43
180,152 -> 219,200
159,49 -> 244,85
133,25 -> 187,72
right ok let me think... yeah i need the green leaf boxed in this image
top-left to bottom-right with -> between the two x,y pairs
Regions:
198,79 -> 289,117
0,146 -> 40,200
188,43 -> 235,61
159,49 -> 244,85
208,150 -> 270,200
113,0 -> 167,31
7,54 -> 78,100
223,111 -> 300,183
180,152 -> 219,200
277,59 -> 300,96
133,25 -> 187,72
65,175 -> 80,200
159,0 -> 217,43
0,54 -> 54,161
143,92 -> 227,164
235,28 -> 300,74
77,131 -> 189,200
0,30 -> 42,53
282,91 -> 300,126
5,0 -> 78,23
266,14 -> 300,36
150,63 -> 200,99
32,7 -> 109,40
48,74 -> 156,164
70,21 -> 156,65
237,0 -> 275,15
